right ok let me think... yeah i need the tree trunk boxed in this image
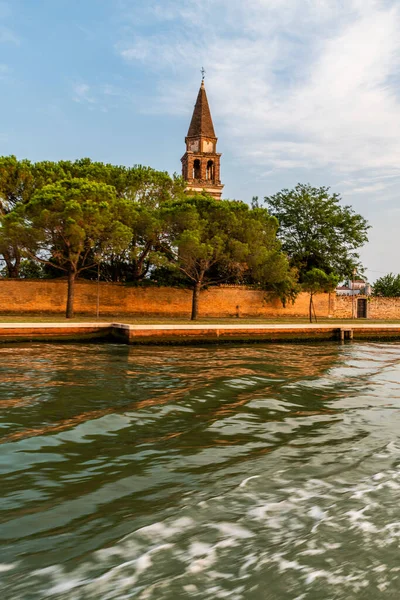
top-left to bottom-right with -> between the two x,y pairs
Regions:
312,298 -> 318,323
309,294 -> 313,323
134,243 -> 152,281
6,262 -> 20,279
3,248 -> 21,278
191,281 -> 201,321
66,269 -> 76,319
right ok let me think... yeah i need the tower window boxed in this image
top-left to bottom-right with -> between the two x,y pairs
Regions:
206,160 -> 214,180
193,159 -> 201,179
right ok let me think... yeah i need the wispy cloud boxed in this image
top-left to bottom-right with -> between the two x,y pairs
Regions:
116,0 -> 400,187
0,25 -> 19,45
0,2 -> 20,45
0,62 -> 11,80
71,81 -> 134,112
72,82 -> 96,104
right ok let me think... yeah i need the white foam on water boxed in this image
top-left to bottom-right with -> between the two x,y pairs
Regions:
183,584 -> 198,593
209,522 -> 254,539
307,506 -> 326,520
300,548 -> 326,556
134,516 -> 194,540
46,578 -> 86,596
239,475 -> 260,488
0,563 -> 17,573
188,541 -> 214,557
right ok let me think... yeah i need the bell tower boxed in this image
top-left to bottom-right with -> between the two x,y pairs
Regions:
181,77 -> 223,200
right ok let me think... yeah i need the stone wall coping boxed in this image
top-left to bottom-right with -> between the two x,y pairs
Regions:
0,322 -> 112,329
113,322 -> 400,331
1,322 -> 400,331
1,322 -> 400,344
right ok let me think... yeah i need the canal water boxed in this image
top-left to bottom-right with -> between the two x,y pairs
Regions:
1,342 -> 400,599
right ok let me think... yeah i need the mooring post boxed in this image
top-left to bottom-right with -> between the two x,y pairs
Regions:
339,327 -> 353,342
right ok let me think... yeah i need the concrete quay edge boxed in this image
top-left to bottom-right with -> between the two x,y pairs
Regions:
1,322 -> 400,344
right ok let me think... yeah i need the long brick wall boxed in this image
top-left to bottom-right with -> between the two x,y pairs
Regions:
1,280 -> 399,319
0,279 -> 332,318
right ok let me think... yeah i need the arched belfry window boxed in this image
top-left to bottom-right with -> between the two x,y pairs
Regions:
206,160 -> 214,181
193,159 -> 201,179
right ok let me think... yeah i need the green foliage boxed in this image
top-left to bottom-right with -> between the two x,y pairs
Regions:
265,267 -> 300,307
22,178 -> 132,269
18,259 -> 45,279
0,155 -> 185,280
264,183 -> 370,280
302,268 -> 339,323
162,196 -> 295,319
35,159 -> 185,205
372,273 -> 400,297
162,197 -> 277,283
149,265 -> 192,288
0,156 -> 36,277
0,155 -> 35,213
302,268 -> 339,295
7,178 -> 133,317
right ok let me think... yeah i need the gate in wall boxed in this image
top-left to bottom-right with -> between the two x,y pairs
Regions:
357,298 -> 368,319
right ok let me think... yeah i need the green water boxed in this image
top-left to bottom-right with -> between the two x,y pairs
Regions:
1,342 -> 400,599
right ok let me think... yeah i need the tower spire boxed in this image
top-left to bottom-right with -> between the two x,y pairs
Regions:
180,78 -> 224,200
186,78 -> 216,138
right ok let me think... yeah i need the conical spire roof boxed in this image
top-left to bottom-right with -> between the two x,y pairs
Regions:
187,80 -> 216,138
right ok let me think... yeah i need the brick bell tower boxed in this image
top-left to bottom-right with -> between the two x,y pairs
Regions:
181,76 -> 223,200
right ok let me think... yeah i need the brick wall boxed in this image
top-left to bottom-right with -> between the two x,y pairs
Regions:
334,295 -> 400,320
333,296 -> 356,319
0,279 -> 332,318
3,280 -> 399,319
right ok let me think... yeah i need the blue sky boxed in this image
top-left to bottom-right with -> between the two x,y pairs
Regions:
1,0 -> 400,281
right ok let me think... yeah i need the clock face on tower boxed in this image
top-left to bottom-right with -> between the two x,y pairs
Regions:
203,140 -> 214,153
188,140 -> 199,152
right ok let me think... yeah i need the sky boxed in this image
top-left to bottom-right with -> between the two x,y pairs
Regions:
1,0 -> 400,281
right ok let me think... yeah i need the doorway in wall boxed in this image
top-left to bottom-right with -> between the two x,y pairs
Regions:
357,298 -> 367,318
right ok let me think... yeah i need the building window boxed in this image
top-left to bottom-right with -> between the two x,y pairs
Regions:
193,159 -> 201,179
206,160 -> 214,180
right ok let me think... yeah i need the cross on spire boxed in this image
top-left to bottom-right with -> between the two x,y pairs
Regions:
201,67 -> 206,81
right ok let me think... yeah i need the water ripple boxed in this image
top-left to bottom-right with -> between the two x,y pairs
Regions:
1,342 -> 400,598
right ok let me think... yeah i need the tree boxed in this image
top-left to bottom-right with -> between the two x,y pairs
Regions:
372,273 -> 400,297
0,156 -> 35,277
7,179 -> 132,318
162,196 -> 294,320
302,268 -> 339,323
0,155 -> 186,282
55,159 -> 185,204
54,160 -> 185,283
263,266 -> 300,307
264,184 -> 370,280
18,259 -> 45,279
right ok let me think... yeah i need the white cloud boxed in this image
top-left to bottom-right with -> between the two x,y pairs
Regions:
116,0 -> 400,187
0,2 -> 20,44
0,62 -> 10,80
72,83 -> 96,104
0,25 -> 19,45
349,183 -> 391,194
71,81 -> 135,113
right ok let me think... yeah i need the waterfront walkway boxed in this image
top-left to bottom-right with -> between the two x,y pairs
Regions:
1,322 -> 400,344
